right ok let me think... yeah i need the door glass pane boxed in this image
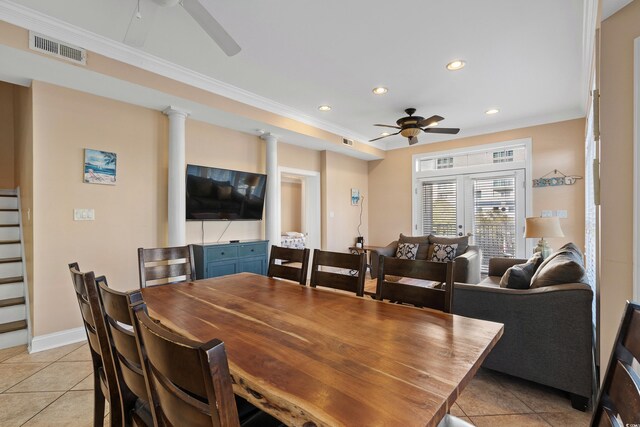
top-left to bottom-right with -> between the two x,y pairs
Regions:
472,176 -> 517,271
421,180 -> 457,236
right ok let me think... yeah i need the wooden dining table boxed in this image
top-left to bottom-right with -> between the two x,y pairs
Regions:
141,273 -> 503,427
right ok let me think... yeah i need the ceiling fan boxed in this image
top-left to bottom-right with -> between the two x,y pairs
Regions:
125,0 -> 241,56
370,108 -> 460,145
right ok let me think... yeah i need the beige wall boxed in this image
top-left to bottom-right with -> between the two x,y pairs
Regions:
13,84 -> 33,325
0,82 -> 15,189
279,142 -> 322,172
599,0 -> 640,372
281,181 -> 302,232
321,151 -> 369,251
30,81 -> 168,335
368,118 -> 586,251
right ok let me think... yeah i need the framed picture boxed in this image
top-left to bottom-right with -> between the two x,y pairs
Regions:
84,149 -> 117,185
351,188 -> 360,205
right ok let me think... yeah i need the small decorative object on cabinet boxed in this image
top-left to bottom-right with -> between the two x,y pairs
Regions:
193,240 -> 268,279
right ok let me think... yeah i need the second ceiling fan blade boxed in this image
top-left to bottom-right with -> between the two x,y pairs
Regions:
181,0 -> 241,56
418,115 -> 444,127
124,0 -> 159,47
369,131 -> 400,142
374,124 -> 401,129
423,127 -> 461,135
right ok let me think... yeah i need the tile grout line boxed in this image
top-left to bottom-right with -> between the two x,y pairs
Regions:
18,390 -> 69,427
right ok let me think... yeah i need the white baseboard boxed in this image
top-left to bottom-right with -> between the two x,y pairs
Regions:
30,327 -> 86,353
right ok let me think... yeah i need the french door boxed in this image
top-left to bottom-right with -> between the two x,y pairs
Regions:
419,170 -> 526,271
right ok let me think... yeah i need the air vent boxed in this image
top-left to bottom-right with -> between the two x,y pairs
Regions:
29,32 -> 86,65
342,138 -> 354,147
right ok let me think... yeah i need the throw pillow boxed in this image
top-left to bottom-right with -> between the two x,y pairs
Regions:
530,242 -> 588,288
427,235 -> 469,258
499,253 -> 543,289
398,233 -> 430,260
431,243 -> 458,262
395,242 -> 419,260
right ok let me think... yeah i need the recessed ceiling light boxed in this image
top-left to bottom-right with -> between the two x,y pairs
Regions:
372,87 -> 388,95
318,105 -> 331,112
446,60 -> 466,71
485,108 -> 500,115
380,132 -> 391,136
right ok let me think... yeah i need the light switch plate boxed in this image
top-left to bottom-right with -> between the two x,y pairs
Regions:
541,210 -> 553,218
556,210 -> 568,218
74,208 -> 95,221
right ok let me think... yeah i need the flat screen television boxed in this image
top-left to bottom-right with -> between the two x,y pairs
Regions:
186,164 -> 267,221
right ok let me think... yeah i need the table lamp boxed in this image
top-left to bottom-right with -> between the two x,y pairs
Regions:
524,217 -> 564,259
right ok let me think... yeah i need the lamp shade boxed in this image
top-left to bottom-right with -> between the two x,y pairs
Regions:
524,217 -> 564,238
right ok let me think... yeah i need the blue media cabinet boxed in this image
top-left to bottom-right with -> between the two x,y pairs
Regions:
193,240 -> 269,279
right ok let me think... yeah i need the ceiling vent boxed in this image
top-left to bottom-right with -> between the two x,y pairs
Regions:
342,138 -> 354,147
29,32 -> 87,65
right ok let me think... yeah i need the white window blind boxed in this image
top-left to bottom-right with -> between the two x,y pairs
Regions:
421,181 -> 458,236
472,177 -> 517,270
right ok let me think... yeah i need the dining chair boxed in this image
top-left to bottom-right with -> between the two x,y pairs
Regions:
309,250 -> 367,296
95,277 -> 154,426
590,300 -> 640,426
68,263 -> 122,427
130,302 -> 283,427
137,244 -> 196,288
376,257 -> 455,313
267,245 -> 311,285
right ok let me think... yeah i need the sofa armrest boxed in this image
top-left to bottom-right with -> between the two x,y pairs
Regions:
453,282 -> 594,398
488,257 -> 528,277
454,245 -> 482,284
369,241 -> 398,279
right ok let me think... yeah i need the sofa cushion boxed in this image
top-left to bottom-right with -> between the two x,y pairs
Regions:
395,242 -> 418,260
428,235 -> 469,258
499,253 -> 543,289
530,243 -> 588,288
431,243 -> 458,262
399,233 -> 430,260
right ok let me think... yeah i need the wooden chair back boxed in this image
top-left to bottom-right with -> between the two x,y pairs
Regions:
138,245 -> 196,288
68,263 -> 122,426
310,250 -> 367,296
96,277 -> 154,426
267,245 -> 311,285
376,257 -> 455,313
130,303 -> 241,427
591,301 -> 640,426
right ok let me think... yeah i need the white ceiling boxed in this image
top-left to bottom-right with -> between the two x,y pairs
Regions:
9,0 -> 594,150
602,0 -> 633,19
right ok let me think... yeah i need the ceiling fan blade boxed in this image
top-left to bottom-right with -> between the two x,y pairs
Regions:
180,0 -> 241,56
408,136 -> 419,145
418,115 -> 445,127
369,131 -> 400,142
373,124 -> 401,129
423,127 -> 461,135
124,0 -> 158,47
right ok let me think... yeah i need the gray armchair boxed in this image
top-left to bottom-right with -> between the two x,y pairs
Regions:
369,239 -> 482,284
453,256 -> 594,410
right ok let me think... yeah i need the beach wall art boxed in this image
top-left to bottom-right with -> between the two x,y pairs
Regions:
83,149 -> 117,185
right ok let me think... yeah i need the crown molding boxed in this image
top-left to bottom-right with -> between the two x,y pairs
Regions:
0,0 -> 372,145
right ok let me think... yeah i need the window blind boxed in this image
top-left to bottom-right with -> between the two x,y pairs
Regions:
472,177 -> 517,271
421,180 -> 457,236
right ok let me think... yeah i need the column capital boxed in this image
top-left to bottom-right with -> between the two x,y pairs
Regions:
260,132 -> 278,143
163,106 -> 190,119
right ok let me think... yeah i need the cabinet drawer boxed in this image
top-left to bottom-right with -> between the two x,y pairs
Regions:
238,244 -> 266,258
206,246 -> 238,262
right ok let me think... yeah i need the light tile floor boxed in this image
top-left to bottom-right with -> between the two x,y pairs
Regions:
0,342 -> 592,426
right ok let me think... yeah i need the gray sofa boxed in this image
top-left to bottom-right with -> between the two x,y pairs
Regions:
453,251 -> 594,410
369,234 -> 482,284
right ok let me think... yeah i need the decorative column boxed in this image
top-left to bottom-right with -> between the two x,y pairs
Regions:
261,132 -> 279,247
163,106 -> 190,246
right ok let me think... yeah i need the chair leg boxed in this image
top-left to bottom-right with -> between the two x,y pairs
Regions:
569,393 -> 589,412
93,372 -> 105,427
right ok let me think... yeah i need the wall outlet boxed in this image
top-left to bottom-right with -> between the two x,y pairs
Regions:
329,211 -> 335,218
541,210 -> 553,218
556,210 -> 568,218
74,208 -> 95,221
